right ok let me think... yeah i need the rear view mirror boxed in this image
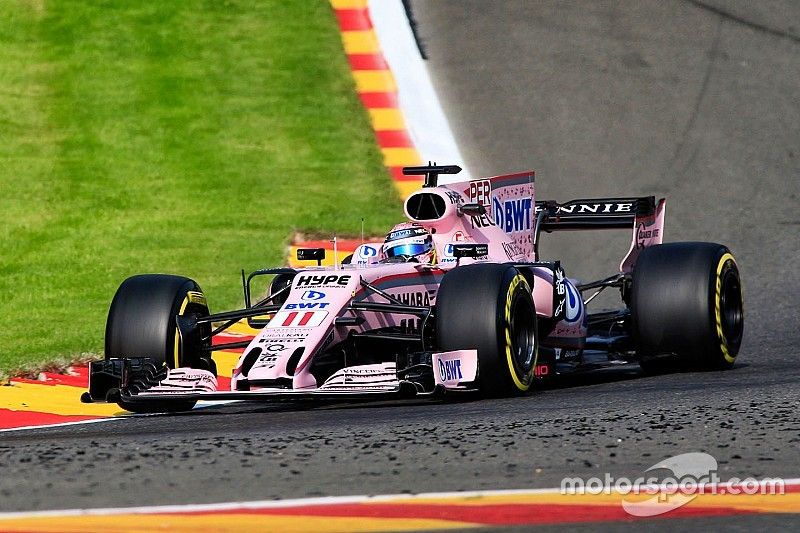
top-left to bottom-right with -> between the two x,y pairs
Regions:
296,248 -> 326,265
458,203 -> 486,217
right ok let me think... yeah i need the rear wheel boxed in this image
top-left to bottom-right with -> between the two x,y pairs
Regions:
105,274 -> 213,412
631,242 -> 743,371
436,264 -> 537,396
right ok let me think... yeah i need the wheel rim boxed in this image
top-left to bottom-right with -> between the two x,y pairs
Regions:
509,292 -> 536,371
720,269 -> 744,346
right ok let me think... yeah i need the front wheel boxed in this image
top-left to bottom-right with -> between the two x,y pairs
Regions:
105,274 -> 213,412
631,242 -> 744,371
436,264 -> 538,396
106,274 -> 212,369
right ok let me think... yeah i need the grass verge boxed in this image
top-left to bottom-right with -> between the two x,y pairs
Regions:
0,0 -> 400,371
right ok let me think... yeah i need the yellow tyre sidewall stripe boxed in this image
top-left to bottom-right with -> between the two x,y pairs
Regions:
504,274 -> 535,392
173,290 -> 208,368
173,295 -> 191,369
714,253 -> 738,364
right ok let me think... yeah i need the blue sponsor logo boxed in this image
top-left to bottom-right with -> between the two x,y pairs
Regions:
358,245 -> 378,259
285,302 -> 330,310
564,282 -> 582,323
438,359 -> 463,381
301,290 -> 325,301
444,244 -> 454,257
493,197 -> 533,233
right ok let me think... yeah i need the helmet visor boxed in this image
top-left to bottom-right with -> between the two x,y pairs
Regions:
386,243 -> 431,258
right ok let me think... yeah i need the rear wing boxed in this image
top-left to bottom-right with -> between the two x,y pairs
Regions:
534,196 -> 666,272
535,197 -> 655,231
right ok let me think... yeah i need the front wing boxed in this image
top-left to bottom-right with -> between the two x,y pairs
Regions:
84,350 -> 480,411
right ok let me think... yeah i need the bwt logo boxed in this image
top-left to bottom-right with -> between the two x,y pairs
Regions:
438,359 -> 463,381
301,290 -> 325,301
285,302 -> 329,310
358,245 -> 378,258
493,197 -> 533,233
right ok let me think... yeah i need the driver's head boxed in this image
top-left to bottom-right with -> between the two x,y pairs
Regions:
383,222 -> 435,263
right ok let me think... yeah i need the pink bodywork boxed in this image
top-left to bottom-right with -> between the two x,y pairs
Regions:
230,171 -> 593,392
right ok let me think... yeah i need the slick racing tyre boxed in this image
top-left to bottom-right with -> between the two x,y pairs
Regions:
631,242 -> 743,372
105,274 -> 213,372
437,264 -> 538,396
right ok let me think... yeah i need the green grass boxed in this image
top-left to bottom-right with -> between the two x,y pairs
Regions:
0,0 -> 400,371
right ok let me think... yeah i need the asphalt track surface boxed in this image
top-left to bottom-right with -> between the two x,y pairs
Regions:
2,0 -> 799,529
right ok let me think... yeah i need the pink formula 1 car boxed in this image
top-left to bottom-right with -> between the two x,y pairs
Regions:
83,165 -> 744,412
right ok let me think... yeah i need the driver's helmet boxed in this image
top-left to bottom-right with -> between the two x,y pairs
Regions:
383,222 -> 435,263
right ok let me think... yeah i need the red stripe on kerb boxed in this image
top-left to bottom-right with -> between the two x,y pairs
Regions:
212,334 -> 255,347
293,239 -> 362,250
389,167 -> 426,181
348,53 -> 388,70
216,375 -> 232,391
11,370 -> 88,388
359,92 -> 398,108
178,502 -> 758,524
298,312 -> 314,326
212,333 -> 253,353
0,409 -> 102,430
334,9 -> 372,31
388,167 -> 405,180
376,130 -> 413,148
282,312 -> 298,327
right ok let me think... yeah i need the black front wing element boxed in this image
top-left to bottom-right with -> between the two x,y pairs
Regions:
82,357 -> 168,404
116,384 -> 436,407
84,350 -> 467,410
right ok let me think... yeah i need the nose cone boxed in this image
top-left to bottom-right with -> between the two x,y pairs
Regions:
234,343 -> 312,390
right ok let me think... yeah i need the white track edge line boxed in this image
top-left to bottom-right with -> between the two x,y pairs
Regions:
0,416 -> 125,434
369,0 -> 471,182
